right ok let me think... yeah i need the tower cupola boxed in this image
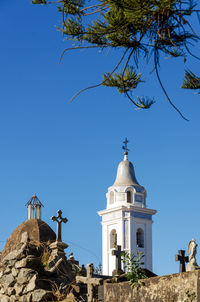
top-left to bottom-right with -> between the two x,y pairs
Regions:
107,138 -> 146,209
113,154 -> 139,186
25,194 -> 43,220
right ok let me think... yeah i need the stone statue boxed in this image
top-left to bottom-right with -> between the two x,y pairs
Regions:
186,239 -> 198,272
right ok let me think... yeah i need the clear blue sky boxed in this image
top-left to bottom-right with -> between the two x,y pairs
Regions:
0,0 -> 200,276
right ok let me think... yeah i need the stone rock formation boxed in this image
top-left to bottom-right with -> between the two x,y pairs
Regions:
0,232 -> 82,302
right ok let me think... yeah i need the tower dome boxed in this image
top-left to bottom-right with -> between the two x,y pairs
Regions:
107,139 -> 146,209
113,153 -> 139,186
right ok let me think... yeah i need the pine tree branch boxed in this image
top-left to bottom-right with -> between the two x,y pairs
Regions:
79,3 -> 105,13
125,92 -> 139,107
33,0 -> 200,116
82,7 -> 109,17
59,45 -> 102,64
154,49 -> 189,121
69,49 -> 129,102
182,70 -> 200,89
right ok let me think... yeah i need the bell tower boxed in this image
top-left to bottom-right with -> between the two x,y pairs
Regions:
98,139 -> 157,276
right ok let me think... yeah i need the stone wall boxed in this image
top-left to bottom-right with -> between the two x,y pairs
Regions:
0,239 -> 54,301
103,271 -> 200,302
0,232 -> 79,302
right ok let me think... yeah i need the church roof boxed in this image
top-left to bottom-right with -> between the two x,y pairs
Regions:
113,153 -> 140,187
1,219 -> 56,260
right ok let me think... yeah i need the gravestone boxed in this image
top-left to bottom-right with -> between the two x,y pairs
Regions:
76,263 -> 103,302
175,250 -> 189,272
49,210 -> 68,270
112,245 -> 124,276
51,209 -> 68,242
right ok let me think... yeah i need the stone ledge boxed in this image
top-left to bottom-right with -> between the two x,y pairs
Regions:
104,271 -> 200,302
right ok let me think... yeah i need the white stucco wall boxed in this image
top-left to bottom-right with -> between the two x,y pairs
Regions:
99,206 -> 156,276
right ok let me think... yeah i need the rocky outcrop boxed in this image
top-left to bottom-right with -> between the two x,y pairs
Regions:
0,232 -> 80,302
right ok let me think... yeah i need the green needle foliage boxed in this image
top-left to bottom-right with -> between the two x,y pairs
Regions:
102,67 -> 143,93
32,0 -> 47,4
182,70 -> 200,90
33,0 -> 200,119
121,251 -> 147,287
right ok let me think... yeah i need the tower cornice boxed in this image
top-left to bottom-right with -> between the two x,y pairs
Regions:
98,205 -> 157,217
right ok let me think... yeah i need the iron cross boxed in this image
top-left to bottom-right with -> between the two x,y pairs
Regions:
112,245 -> 122,271
51,210 -> 68,242
122,137 -> 129,154
175,250 -> 189,272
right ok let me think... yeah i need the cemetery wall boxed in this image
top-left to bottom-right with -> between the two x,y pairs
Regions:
103,270 -> 200,302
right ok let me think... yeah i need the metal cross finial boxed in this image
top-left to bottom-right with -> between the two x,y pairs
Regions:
51,210 -> 68,242
122,137 -> 129,155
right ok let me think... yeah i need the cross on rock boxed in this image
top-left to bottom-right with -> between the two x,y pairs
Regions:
76,263 -> 103,302
51,210 -> 68,242
112,245 -> 124,276
175,250 -> 189,272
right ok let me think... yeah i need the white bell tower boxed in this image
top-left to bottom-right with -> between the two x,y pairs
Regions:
98,139 -> 157,276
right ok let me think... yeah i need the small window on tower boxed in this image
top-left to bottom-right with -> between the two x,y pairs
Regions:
136,228 -> 144,248
110,229 -> 117,249
110,191 -> 114,204
127,191 -> 132,203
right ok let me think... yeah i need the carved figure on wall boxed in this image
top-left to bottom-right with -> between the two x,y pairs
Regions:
186,239 -> 198,272
110,229 -> 117,249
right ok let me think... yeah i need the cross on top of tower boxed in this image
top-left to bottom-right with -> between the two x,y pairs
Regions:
51,210 -> 68,242
122,137 -> 129,156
